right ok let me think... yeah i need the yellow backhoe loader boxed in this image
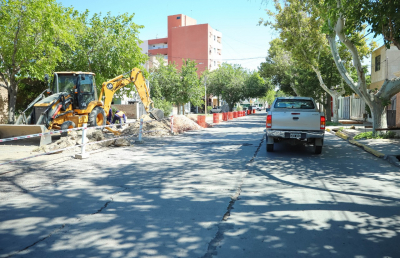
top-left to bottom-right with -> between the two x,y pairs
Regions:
0,68 -> 163,145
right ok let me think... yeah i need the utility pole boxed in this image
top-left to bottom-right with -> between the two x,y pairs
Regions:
204,76 -> 207,115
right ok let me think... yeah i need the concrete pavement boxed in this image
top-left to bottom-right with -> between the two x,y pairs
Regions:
326,121 -> 400,167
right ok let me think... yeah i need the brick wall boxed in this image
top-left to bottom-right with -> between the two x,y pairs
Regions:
112,104 -> 139,119
0,86 -> 8,124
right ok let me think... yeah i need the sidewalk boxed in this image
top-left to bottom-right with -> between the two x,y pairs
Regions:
326,120 -> 400,167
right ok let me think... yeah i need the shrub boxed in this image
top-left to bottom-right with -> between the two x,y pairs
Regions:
354,131 -> 397,140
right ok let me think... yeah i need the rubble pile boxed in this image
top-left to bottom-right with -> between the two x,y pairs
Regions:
172,115 -> 202,133
122,115 -> 172,137
33,114 -> 204,153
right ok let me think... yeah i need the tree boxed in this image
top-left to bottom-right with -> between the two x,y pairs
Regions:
207,63 -> 247,111
0,0 -> 77,123
150,58 -> 203,114
245,71 -> 270,99
56,11 -> 147,97
262,0 -> 371,123
314,0 -> 400,132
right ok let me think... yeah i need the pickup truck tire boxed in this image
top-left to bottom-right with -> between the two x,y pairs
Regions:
314,145 -> 322,154
267,143 -> 274,152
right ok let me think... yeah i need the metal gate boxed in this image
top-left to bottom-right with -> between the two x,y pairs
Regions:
387,110 -> 396,128
342,97 -> 350,120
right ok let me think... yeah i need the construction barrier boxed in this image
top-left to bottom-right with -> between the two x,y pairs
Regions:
213,113 -> 220,124
247,110 -> 251,115
228,112 -> 233,120
197,115 -> 206,128
222,113 -> 228,121
238,111 -> 242,117
233,111 -> 238,118
253,109 -> 256,114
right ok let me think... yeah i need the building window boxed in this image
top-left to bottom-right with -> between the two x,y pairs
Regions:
214,61 -> 216,66
375,55 -> 381,71
214,35 -> 216,41
177,16 -> 181,19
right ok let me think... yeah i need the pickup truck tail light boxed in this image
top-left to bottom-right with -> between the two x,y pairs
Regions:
266,115 -> 272,128
320,116 -> 326,129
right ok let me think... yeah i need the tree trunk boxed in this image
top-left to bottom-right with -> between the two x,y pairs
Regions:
326,93 -> 332,122
182,104 -> 185,115
7,79 -> 18,124
370,101 -> 388,132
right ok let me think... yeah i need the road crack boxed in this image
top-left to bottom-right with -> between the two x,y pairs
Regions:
201,135 -> 265,258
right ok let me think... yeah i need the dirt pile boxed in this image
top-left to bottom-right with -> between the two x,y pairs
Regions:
172,115 -> 203,133
33,114 -> 204,153
122,115 -> 172,137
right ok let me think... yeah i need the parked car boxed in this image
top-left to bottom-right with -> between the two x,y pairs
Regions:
256,107 -> 262,111
210,106 -> 222,113
265,108 -> 270,113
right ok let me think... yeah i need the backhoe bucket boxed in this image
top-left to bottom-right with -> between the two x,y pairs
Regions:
0,125 -> 52,146
149,109 -> 164,121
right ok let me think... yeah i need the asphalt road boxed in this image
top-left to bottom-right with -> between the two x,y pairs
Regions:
1,113 -> 400,258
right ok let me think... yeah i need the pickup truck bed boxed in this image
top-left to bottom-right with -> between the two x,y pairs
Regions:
266,97 -> 325,154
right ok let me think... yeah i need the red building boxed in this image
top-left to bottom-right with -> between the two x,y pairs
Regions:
141,14 -> 222,75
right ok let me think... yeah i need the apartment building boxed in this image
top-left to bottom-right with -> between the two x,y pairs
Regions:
370,44 -> 400,126
141,14 -> 222,74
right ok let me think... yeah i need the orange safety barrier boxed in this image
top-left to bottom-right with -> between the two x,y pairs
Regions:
233,111 -> 238,118
238,111 -> 242,117
197,115 -> 206,128
247,110 -> 251,115
213,113 -> 220,124
253,109 -> 256,114
228,112 -> 233,120
222,112 -> 227,121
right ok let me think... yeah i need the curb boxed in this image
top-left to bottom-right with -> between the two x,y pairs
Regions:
326,128 -> 385,158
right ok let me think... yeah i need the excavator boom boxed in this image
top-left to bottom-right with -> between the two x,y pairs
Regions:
99,68 -> 164,120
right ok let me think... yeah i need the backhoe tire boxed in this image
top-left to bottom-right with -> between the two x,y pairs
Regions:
267,143 -> 274,152
88,106 -> 106,127
60,121 -> 76,137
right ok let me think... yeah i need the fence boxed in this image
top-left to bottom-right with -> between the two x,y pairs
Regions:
0,117 -> 174,167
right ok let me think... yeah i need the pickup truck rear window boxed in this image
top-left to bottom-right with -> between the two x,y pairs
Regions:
274,99 -> 315,109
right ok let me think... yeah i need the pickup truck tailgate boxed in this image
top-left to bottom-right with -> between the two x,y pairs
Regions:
271,110 -> 321,130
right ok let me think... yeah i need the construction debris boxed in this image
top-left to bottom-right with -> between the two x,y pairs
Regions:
32,114 -> 204,154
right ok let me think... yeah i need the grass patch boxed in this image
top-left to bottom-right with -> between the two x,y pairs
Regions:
354,131 -> 397,140
326,121 -> 341,126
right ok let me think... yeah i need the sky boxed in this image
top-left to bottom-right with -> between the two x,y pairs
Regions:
59,0 -> 276,71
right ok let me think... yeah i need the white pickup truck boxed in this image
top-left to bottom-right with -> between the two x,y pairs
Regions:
266,97 -> 325,154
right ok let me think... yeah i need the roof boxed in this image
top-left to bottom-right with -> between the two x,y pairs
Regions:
54,71 -> 96,75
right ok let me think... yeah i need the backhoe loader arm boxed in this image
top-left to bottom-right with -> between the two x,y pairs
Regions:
99,68 -> 163,120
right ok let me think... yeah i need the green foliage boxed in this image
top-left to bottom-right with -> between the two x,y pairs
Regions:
0,0 -> 78,122
207,63 -> 246,111
326,121 -> 341,126
55,11 -> 147,97
150,58 -> 203,111
354,131 -> 397,140
208,63 -> 270,111
153,98 -> 173,117
207,106 -> 212,112
236,105 -> 243,111
314,0 -> 399,49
